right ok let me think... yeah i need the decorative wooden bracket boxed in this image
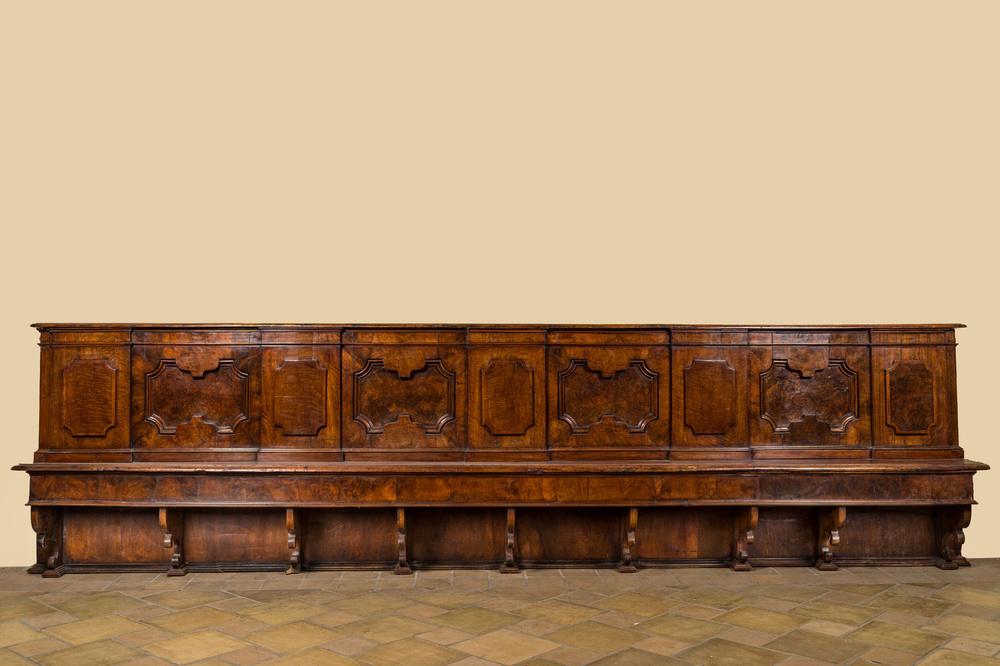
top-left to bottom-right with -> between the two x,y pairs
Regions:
816,506 -> 847,571
394,508 -> 412,575
159,508 -> 187,576
29,507 -> 65,577
499,508 -> 519,573
617,508 -> 639,573
935,505 -> 972,570
731,506 -> 758,571
286,508 -> 301,574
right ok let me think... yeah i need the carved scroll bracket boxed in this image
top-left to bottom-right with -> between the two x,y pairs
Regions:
617,508 -> 639,573
29,507 -> 64,577
816,507 -> 847,571
160,508 -> 187,576
935,506 -> 971,570
286,508 -> 301,574
499,508 -> 519,573
731,506 -> 758,571
394,508 -> 412,575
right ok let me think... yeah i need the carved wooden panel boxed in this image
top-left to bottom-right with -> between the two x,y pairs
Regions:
261,346 -> 341,459
342,345 -> 466,456
62,359 -> 117,437
468,346 -> 546,455
886,361 -> 935,434
873,347 -> 956,450
749,346 -> 871,453
43,346 -> 131,455
671,347 -> 748,455
131,346 -> 260,455
547,344 -> 670,456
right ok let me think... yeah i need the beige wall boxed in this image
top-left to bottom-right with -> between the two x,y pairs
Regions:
1,2 -> 997,566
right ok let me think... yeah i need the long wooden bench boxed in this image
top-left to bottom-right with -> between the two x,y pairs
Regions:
13,324 -> 987,576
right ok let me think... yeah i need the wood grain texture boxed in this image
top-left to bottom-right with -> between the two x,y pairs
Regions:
16,323 -> 987,573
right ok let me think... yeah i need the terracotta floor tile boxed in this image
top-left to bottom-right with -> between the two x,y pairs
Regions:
715,605 -> 809,634
429,607 -> 520,634
358,637 -> 467,665
847,620 -> 950,654
543,621 -> 644,653
452,628 -> 560,665
31,638 -> 146,665
258,647 -> 355,665
146,606 -> 242,633
679,637 -> 787,666
340,614 -> 438,643
45,614 -> 147,645
143,629 -> 251,664
514,599 -> 605,625
325,592 -> 414,617
923,613 -> 1000,643
245,620 -> 345,652
632,613 -> 727,643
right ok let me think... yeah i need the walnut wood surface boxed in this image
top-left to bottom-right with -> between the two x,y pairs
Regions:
15,324 -> 987,575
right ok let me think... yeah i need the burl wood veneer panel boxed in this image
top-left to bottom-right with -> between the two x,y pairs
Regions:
547,331 -> 670,460
131,344 -> 261,461
670,347 -> 749,460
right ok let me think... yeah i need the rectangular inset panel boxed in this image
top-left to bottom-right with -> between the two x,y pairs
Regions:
749,507 -> 816,565
184,509 -> 286,567
342,345 -> 466,459
63,509 -> 167,566
837,507 -> 936,562
516,508 -> 621,566
671,347 -> 749,458
468,346 -> 546,458
873,346 -> 957,452
635,508 -> 732,564
749,345 -> 871,458
408,509 -> 506,566
301,508 -> 396,568
41,346 -> 131,460
131,345 -> 260,460
260,345 -> 341,461
547,344 -> 670,459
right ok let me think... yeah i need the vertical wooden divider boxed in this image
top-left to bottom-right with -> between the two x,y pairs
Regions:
159,508 -> 187,576
30,507 -> 65,578
816,506 -> 847,570
394,508 -> 412,575
500,508 -> 518,573
731,506 -> 758,571
617,508 -> 638,573
286,508 -> 301,574
935,505 -> 971,570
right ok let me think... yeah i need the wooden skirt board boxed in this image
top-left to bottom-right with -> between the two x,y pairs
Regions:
13,324 -> 989,575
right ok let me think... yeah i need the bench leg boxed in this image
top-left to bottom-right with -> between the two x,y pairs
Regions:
160,508 -> 187,576
30,508 -> 65,578
731,506 -> 758,571
935,506 -> 971,570
394,508 -> 412,575
286,508 -> 302,574
499,508 -> 519,573
617,508 -> 638,573
816,507 -> 846,571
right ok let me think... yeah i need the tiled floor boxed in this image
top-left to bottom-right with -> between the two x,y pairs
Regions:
1,560 -> 999,665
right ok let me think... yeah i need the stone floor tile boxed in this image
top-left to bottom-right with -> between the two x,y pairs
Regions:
321,635 -> 379,655
244,620 -> 345,653
44,614 -> 147,645
143,630 -> 251,663
950,603 -> 1000,619
8,638 -> 70,658
941,636 -> 999,657
920,650 -> 1000,665
877,610 -> 931,628
429,607 -> 520,634
763,628 -> 869,662
0,622 -> 46,649
324,592 -> 414,617
476,596 -> 529,612
258,647 -> 357,665
856,646 -> 919,665
863,591 -> 956,617
145,589 -> 234,610
146,606 -> 242,634
452,628 -> 560,665
409,589 -> 493,610
847,620 -> 950,654
236,599 -> 326,624
539,644 -> 602,665
673,603 -> 726,618
339,614 -> 438,644
357,637 -> 467,666
798,618 -> 856,637
507,618 -> 561,636
793,599 -> 883,625
513,599 -> 604,625
0,597 -> 57,623
923,612 -> 1000,643
543,621 -> 644,653
590,591 -> 682,617
31,639 -> 146,665
633,635 -> 687,655
587,647 -> 687,665
50,591 -> 148,619
117,627 -> 174,646
714,605 -> 809,634
631,613 -> 727,643
117,605 -> 174,621
679,637 -> 787,666
749,597 -> 801,612
418,627 -> 475,645
309,610 -> 363,628
217,644 -> 280,665
740,583 -> 827,603
671,586 -> 754,610
590,610 -> 645,628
